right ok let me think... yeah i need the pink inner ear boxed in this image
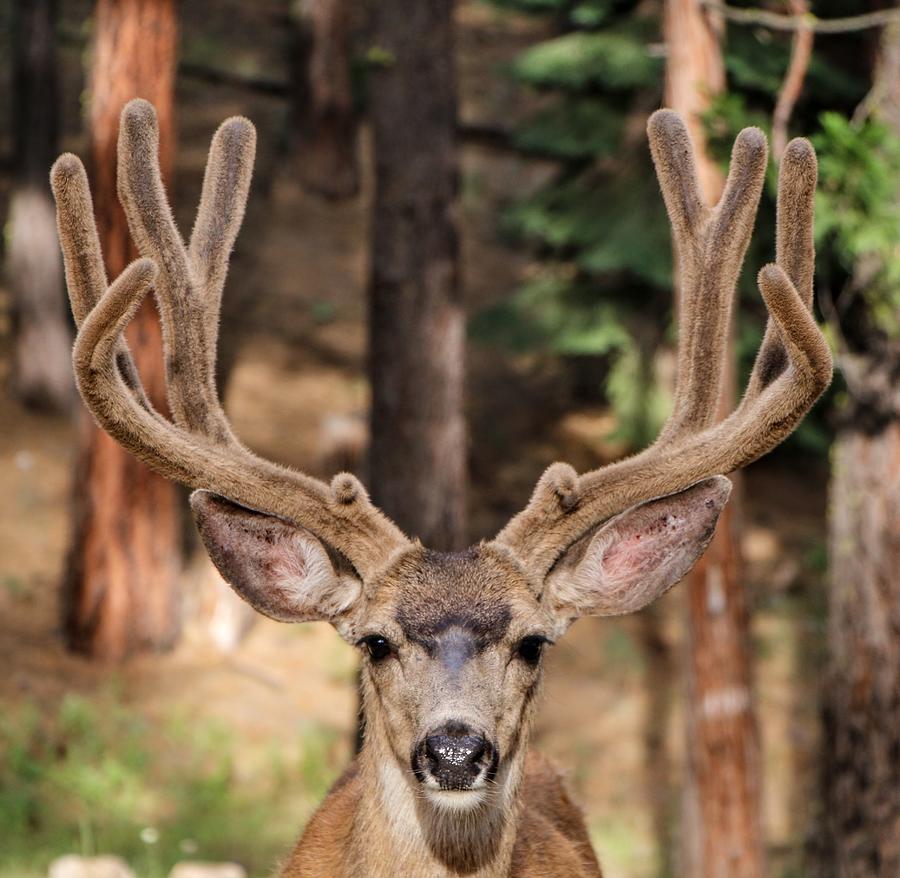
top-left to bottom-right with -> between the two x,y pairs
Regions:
600,511 -> 690,584
271,544 -> 310,584
552,477 -> 731,617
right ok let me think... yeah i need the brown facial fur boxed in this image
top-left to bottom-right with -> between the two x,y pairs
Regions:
314,544 -> 599,877
353,544 -> 554,775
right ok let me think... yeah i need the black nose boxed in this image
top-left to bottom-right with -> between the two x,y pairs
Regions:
417,721 -> 494,790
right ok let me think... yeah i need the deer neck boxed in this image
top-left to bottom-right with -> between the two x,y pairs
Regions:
350,714 -> 528,878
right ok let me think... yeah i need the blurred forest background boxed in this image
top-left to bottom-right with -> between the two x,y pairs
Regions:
0,0 -> 898,877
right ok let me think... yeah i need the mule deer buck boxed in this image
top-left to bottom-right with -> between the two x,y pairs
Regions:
52,99 -> 831,876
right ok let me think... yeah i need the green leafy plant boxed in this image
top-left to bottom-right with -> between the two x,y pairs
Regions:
813,112 -> 900,337
0,694 -> 346,878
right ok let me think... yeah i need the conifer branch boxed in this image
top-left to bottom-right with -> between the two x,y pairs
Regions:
702,1 -> 900,34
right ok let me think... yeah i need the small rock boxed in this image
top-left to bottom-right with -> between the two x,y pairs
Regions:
48,856 -> 136,878
168,864 -> 247,878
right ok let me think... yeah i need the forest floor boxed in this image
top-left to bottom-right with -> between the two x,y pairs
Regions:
0,2 -> 831,877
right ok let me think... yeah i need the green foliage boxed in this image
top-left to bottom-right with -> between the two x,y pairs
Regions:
570,0 -> 616,28
514,98 -> 624,159
702,92 -> 771,158
471,267 -> 670,446
589,814 -> 655,876
490,0 -> 615,22
479,0 -> 886,456
504,168 -> 672,286
724,26 -> 863,104
490,0 -> 571,13
363,45 -> 396,68
605,343 -> 670,447
723,32 -> 788,96
475,0 -> 672,449
813,113 -> 900,337
472,270 -> 631,355
0,694 -> 345,878
513,30 -> 661,90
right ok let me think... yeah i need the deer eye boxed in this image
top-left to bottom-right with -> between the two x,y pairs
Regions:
360,635 -> 393,662
516,636 -> 547,666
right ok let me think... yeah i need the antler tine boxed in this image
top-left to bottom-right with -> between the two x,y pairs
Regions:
494,114 -> 831,577
50,154 -> 108,324
117,99 -> 230,440
776,138 -> 816,304
649,110 -> 768,439
189,115 -> 256,360
645,109 -> 707,246
53,100 -> 411,581
51,153 -> 153,412
743,137 -> 817,402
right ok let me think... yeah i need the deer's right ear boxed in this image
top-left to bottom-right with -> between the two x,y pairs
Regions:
190,490 -> 362,625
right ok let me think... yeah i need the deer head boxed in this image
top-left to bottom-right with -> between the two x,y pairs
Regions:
52,102 -> 830,823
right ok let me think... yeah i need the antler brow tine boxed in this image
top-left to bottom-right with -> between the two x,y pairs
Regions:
494,111 -> 831,575
53,99 -> 410,581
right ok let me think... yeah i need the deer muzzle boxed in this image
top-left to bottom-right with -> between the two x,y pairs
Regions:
413,720 -> 498,792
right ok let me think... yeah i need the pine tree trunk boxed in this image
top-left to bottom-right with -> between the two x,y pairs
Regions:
664,1 -> 767,874
7,0 -> 74,412
819,424 -> 900,876
682,485 -> 767,877
366,0 -> 465,550
817,22 -> 900,876
287,0 -> 359,199
63,0 -> 181,660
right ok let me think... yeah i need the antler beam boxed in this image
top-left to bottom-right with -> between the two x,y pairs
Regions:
494,110 -> 831,576
52,99 -> 409,580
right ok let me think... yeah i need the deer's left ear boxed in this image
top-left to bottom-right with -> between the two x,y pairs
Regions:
544,476 -> 731,619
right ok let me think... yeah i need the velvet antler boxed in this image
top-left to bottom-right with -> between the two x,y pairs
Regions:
52,99 -> 409,580
53,102 -> 829,586
493,110 -> 831,577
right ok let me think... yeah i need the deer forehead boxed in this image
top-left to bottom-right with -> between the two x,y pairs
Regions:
363,545 -> 545,647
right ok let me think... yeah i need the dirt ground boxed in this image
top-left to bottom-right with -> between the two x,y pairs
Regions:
0,2 -> 832,875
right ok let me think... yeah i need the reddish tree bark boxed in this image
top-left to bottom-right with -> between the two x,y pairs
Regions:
63,0 -> 181,660
287,0 -> 359,199
664,1 -> 767,874
367,0 -> 466,550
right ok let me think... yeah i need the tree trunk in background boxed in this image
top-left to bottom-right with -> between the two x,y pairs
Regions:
7,0 -> 74,412
820,426 -> 900,876
638,607 -> 678,878
287,0 -> 359,199
664,1 -> 767,875
367,0 -> 465,550
818,22 -> 900,876
63,0 -> 181,660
